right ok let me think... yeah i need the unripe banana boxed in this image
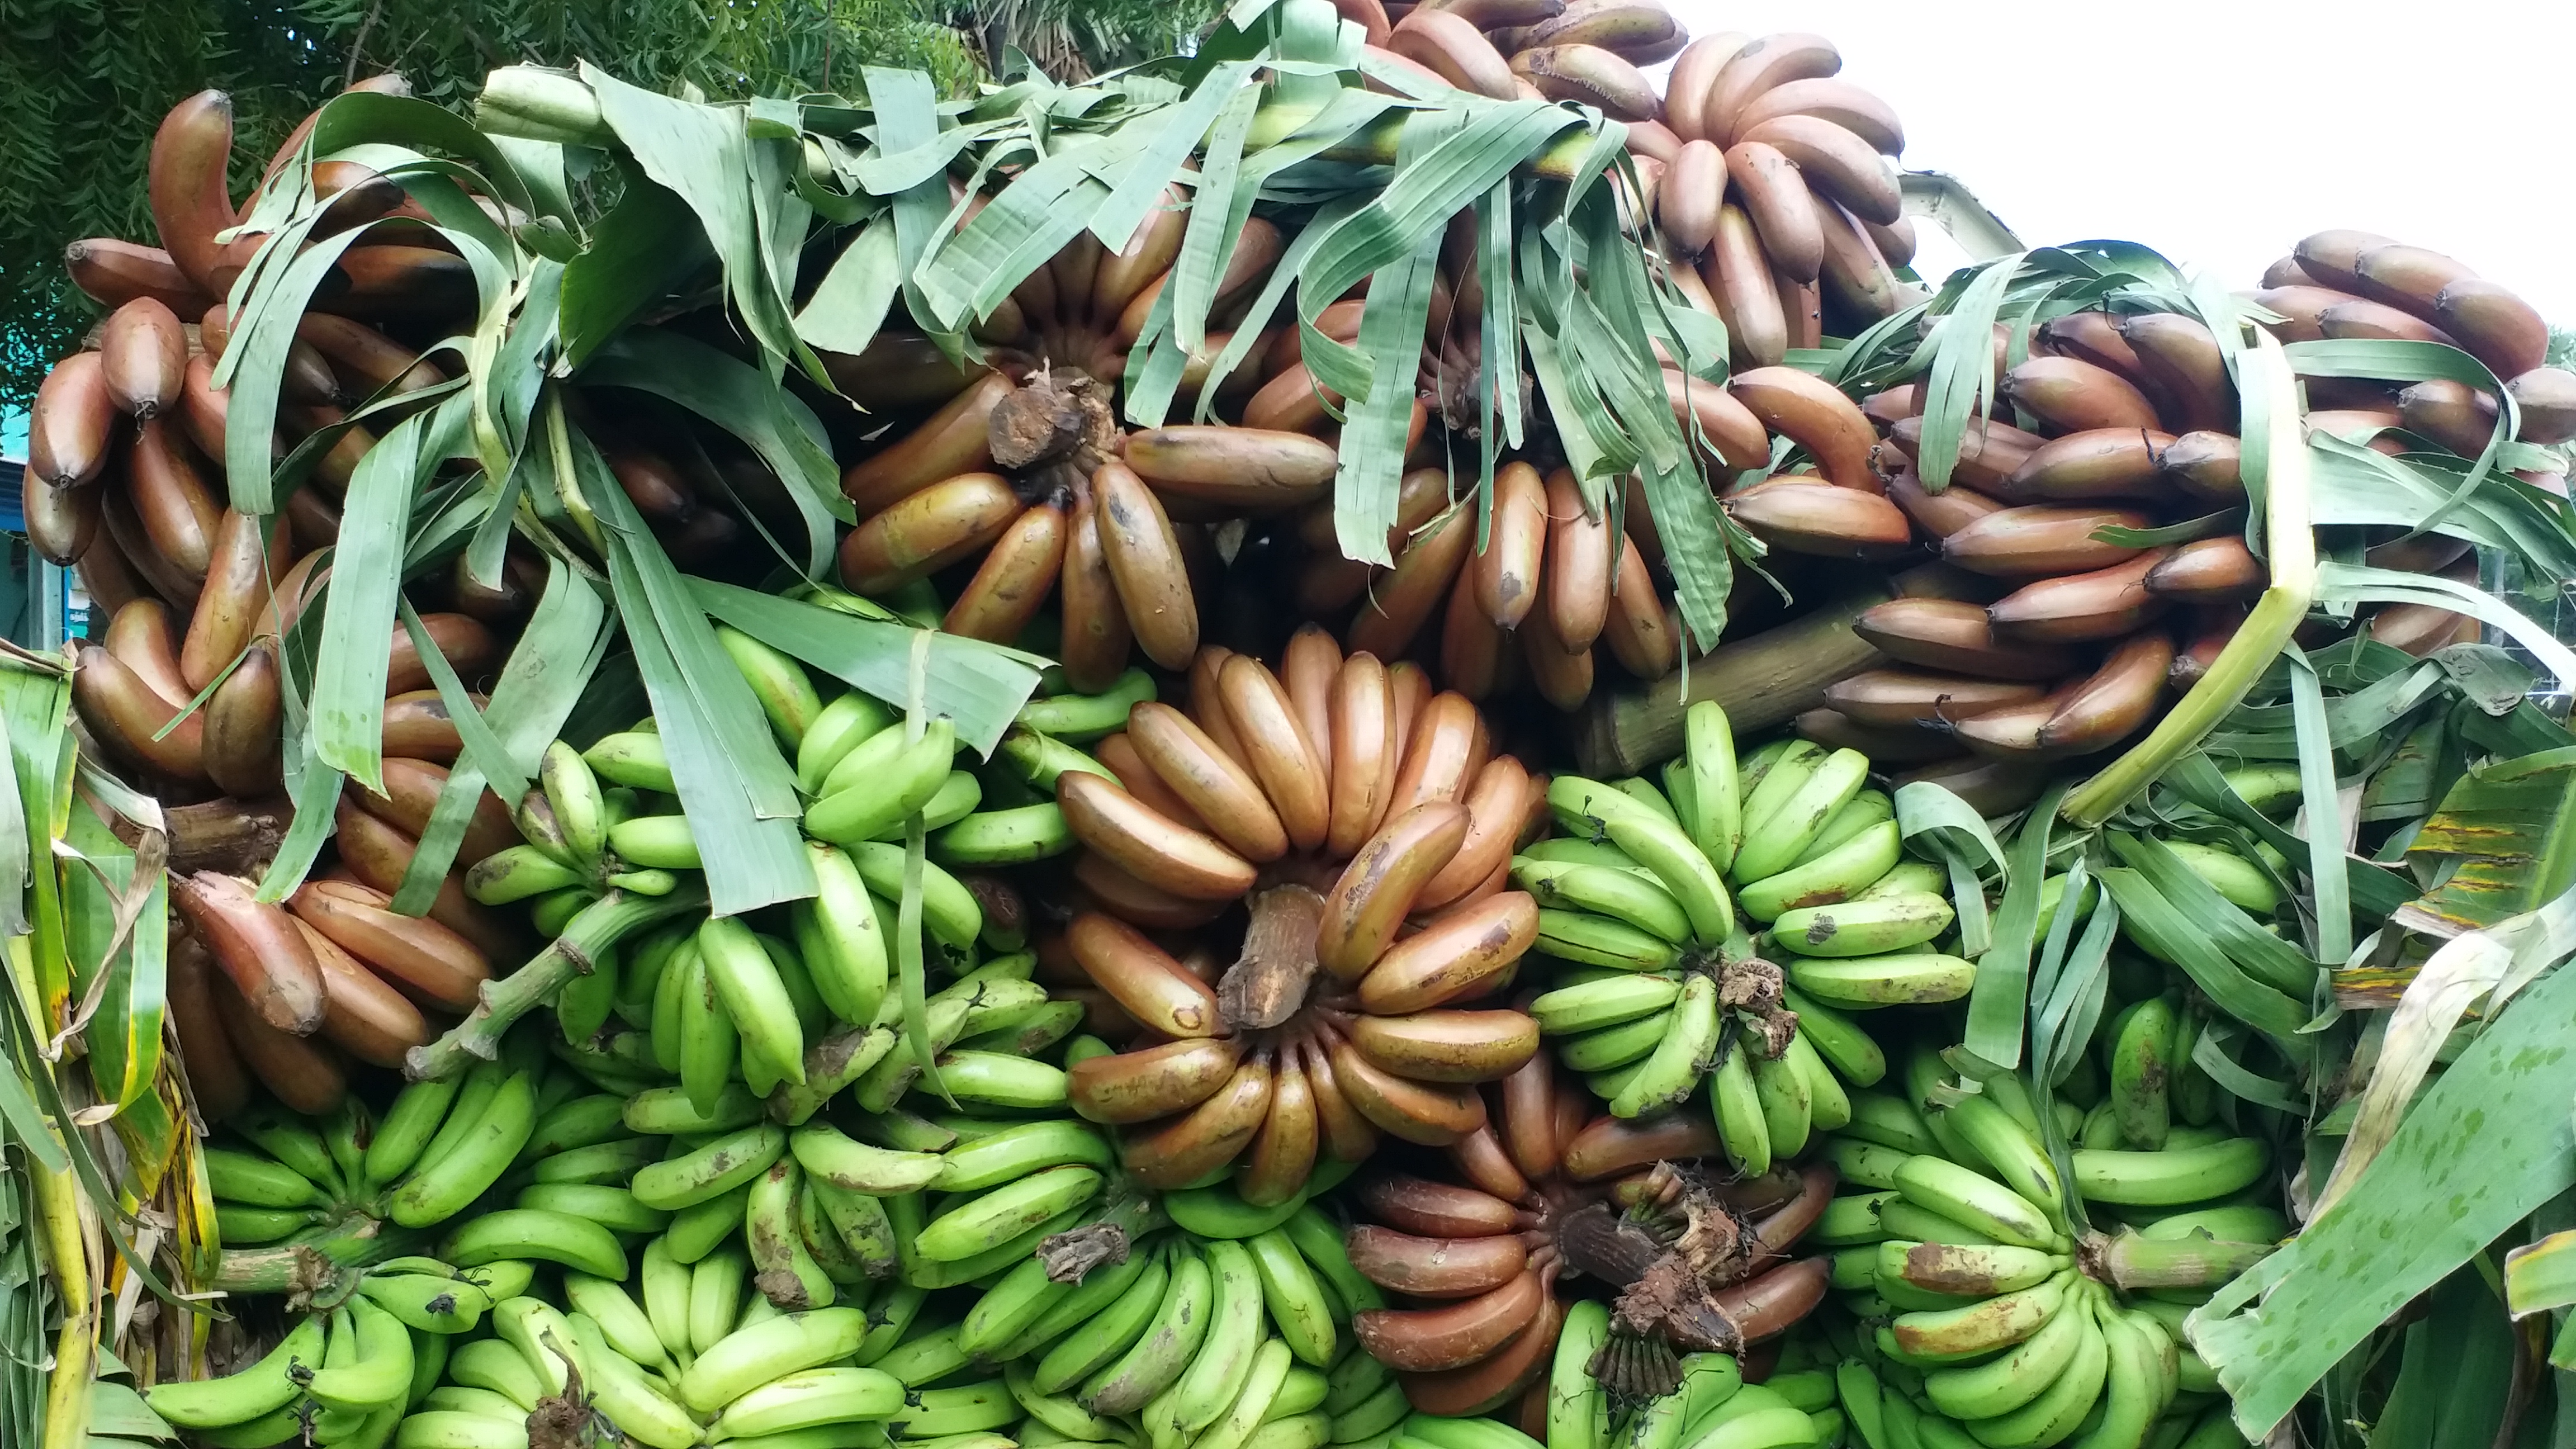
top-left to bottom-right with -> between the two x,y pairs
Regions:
1768,892 -> 1953,958
717,624 -> 826,749
586,731 -> 677,793
1709,1040 -> 1772,1176
1611,970 -> 1719,1118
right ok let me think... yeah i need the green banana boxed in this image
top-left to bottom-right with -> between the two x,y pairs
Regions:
1559,1010 -> 1672,1072
587,731 -> 678,793
1016,670 -> 1157,740
447,1337 -> 546,1410
1778,987 -> 1887,1086
1782,952 -> 1977,1007
747,1159 -> 838,1309
844,841 -> 983,953
1683,700 -> 1742,874
936,802 -> 1074,865
918,1165 -> 1104,1262
203,1146 -> 327,1210
231,1105 -> 345,1200
797,692 -> 899,796
1736,820 -> 1906,924
1784,1032 -> 1850,1131
688,1247 -> 750,1356
1768,893 -> 1954,958
1892,1157 -> 2059,1251
679,1306 -> 873,1413
1731,746 -> 1869,884
807,719 -> 959,842
1030,1247 -> 1169,1391
1751,1048 -> 1813,1161
2072,1139 -> 2270,1207
789,1120 -> 945,1194
1535,908 -> 1682,970
1883,1271 -> 2070,1362
524,1135 -> 660,1186
1247,1228 -> 1337,1367
389,1068 -> 537,1229
801,840 -> 891,1025
541,739 -> 609,864
443,1208 -> 628,1280
1841,1088 -> 1939,1154
609,814 -> 702,871
1611,970 -> 1718,1119
717,624 -> 826,749
1961,1286 -> 2109,1447
308,1298 -> 415,1415
1920,1281 -> 2089,1419
631,1123 -> 790,1210
1513,859 -> 1693,944
364,1075 -> 462,1195
1603,809 -> 1735,944
1709,1040 -> 1772,1176
1529,971 -> 1682,1033
1796,789 -> 1893,866
700,914 -> 808,1087
674,941 -> 739,1114
1085,1244 -> 1216,1415
356,1271 -> 493,1334
2110,995 -> 2179,1150
936,1049 -> 1069,1110
716,1365 -> 907,1439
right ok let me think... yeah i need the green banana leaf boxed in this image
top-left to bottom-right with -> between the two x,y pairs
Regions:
2402,745 -> 2576,934
59,804 -> 164,1117
2191,949 -> 2576,1433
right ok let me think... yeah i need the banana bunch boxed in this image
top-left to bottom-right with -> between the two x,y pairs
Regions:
1289,457 -> 1678,713
169,851 -> 499,1119
1340,1052 -> 1831,1415
204,1095 -> 374,1245
144,1293 -> 429,1448
1543,1328 -> 1829,1449
1805,1047 -> 2277,1447
1526,709 -> 1925,1176
951,1203 -> 1377,1449
1053,635 -> 1542,1202
392,1252 -> 910,1449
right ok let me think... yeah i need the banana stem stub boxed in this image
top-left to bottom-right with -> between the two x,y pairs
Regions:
1218,883 -> 1328,1031
2081,1229 -> 2276,1290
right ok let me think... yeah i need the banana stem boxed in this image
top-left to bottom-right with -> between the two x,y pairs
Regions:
2084,1229 -> 2276,1290
405,886 -> 705,1081
212,1217 -> 429,1298
1576,569 -> 1917,776
34,1155 -> 94,1449
2061,334 -> 2315,827
472,66 -> 612,148
1039,1184 -> 1167,1282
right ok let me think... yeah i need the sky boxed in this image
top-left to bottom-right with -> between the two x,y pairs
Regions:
1663,0 -> 2576,327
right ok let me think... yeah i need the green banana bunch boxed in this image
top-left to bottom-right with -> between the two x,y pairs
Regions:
1525,711 -> 1896,1175
145,1299 -> 429,1446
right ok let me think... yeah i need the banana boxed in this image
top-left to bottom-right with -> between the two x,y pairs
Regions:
1009,1357 -> 1140,1443
524,1136 -> 660,1187
1879,1240 -> 2066,1298
233,1104 -> 346,1199
2079,1306 -> 2172,1449
1732,747 -> 1871,884
443,1208 -> 628,1280
1736,740 -> 1820,836
749,1160 -> 838,1310
1611,971 -> 1719,1118
1782,952 -> 1977,1008
1751,1048 -> 1814,1161
608,815 -> 702,870
964,1253 -> 1076,1360
304,1296 -> 414,1414
844,841 -> 983,954
560,1273 -> 672,1377
1769,893 -> 1953,958
1942,1092 -> 2065,1230
673,941 -> 740,1112
356,1272 -> 493,1334
1892,1157 -> 2059,1251
1884,1271 -> 2071,1363
1248,1228 -> 1338,1367
699,915 -> 807,1087
493,1296 -> 585,1401
586,731 -> 678,793
204,1145 -> 328,1209
918,1165 -> 1104,1261
1737,821 -> 1905,924
1968,1286 -> 2112,1448
934,1119 -> 1115,1193
1602,811 -> 1735,945
564,1319 -> 700,1449
1084,1244 -> 1215,1415
807,719 -> 961,844
1535,908 -> 1682,971
389,1067 -> 537,1229
631,1123 -> 790,1210
797,692 -> 898,795
1017,670 -> 1158,741
1512,859 -> 1691,943
936,802 -> 1075,865
1560,1011 -> 1672,1072
1786,1033 -> 1852,1131
1033,1248 -> 1171,1393
1164,1182 -> 1304,1240
679,1306 -> 873,1413
2071,1139 -> 2270,1207
936,1049 -> 1069,1110
447,1337 -> 546,1410
1171,1239 -> 1268,1434
717,625 -> 825,749
1710,1040 -> 1772,1177
538,741 -> 608,866
1781,987 -> 1887,1086
1920,1281 -> 2089,1420
2109,995 -> 2178,1151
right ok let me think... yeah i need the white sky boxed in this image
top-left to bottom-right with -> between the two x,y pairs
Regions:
1663,0 -> 2576,327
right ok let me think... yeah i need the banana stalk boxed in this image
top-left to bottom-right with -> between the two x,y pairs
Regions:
211,1218 -> 433,1297
2085,1229 -> 2276,1291
34,1148 -> 93,1449
2062,332 -> 2315,826
1576,573 -> 1914,776
406,885 -> 706,1082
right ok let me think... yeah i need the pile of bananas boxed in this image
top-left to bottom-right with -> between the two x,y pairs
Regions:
1339,1049 -> 1832,1416
1803,1041 -> 2277,1447
1046,631 -> 1545,1201
1526,711 -> 1969,1177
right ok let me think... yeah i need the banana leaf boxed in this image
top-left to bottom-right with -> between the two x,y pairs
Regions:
1893,780 -> 2007,959
1961,783 -> 2069,1072
59,804 -> 164,1117
2402,745 -> 2576,935
2192,952 -> 2576,1434
2367,1266 -> 2518,1449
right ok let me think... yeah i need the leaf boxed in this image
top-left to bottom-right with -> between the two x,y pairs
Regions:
580,328 -> 850,575
86,1379 -> 172,1442
1912,256 -> 2025,491
307,404 -> 441,794
1329,188 -> 1445,569
2191,956 -> 2576,1435
2106,832 -> 2318,999
2505,1229 -> 2576,1317
2402,745 -> 2576,934
2369,1268 -> 2516,1449
561,176 -> 709,370
2094,866 -> 2310,1052
588,436 -> 814,920
583,64 -> 821,386
1963,783 -> 2069,1072
2284,648 -> 2352,966
2315,561 -> 2576,693
2286,336 -> 2513,537
794,215 -> 901,356
60,804 -> 165,1115
1893,780 -> 2007,958
690,581 -> 1044,758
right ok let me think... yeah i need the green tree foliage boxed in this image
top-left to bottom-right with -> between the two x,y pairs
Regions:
0,0 -> 986,405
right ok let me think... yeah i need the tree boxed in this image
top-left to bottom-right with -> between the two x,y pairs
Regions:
0,0 -> 984,405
